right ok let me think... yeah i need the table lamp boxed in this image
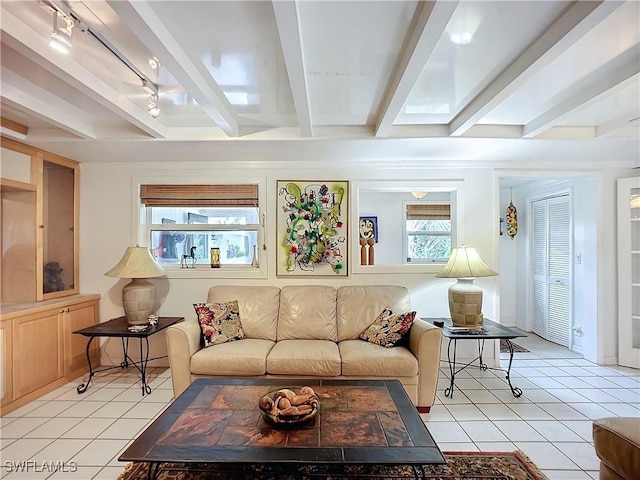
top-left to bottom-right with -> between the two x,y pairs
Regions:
435,245 -> 498,327
105,246 -> 166,326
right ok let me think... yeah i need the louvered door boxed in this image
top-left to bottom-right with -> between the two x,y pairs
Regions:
531,195 -> 572,347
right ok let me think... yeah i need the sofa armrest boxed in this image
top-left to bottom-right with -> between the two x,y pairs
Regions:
166,319 -> 202,397
407,319 -> 443,412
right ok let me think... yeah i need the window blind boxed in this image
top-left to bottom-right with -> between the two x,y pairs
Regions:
140,185 -> 258,207
406,204 -> 450,220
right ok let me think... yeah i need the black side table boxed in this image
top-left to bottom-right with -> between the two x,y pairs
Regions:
423,318 -> 526,399
73,316 -> 184,395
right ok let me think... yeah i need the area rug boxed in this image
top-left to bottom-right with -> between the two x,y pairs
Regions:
117,451 -> 548,480
500,339 -> 530,353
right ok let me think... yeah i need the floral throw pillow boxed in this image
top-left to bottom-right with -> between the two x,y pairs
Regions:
193,300 -> 245,348
360,308 -> 416,348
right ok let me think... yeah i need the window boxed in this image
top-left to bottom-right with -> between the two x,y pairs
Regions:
405,203 -> 451,264
140,184 -> 260,268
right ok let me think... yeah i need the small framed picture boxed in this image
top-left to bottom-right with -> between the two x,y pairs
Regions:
359,216 -> 378,243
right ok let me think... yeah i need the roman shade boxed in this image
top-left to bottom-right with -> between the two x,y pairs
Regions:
406,204 -> 450,220
140,184 -> 258,207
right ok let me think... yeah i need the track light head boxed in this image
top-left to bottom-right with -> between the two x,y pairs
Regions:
49,11 -> 74,54
147,94 -> 160,118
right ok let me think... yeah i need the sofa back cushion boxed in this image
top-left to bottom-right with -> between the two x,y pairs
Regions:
277,285 -> 338,341
207,286 -> 280,341
336,286 -> 412,341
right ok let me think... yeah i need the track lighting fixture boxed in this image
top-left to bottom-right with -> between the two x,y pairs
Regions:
147,94 -> 160,118
49,11 -> 74,54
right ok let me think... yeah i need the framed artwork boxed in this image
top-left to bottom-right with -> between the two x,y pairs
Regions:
277,180 -> 348,276
359,216 -> 378,243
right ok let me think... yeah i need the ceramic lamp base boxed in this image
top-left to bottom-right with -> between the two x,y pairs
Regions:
448,278 -> 484,327
122,278 -> 156,325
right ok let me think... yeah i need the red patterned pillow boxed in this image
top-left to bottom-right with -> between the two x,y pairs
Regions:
193,300 -> 245,348
360,308 -> 416,348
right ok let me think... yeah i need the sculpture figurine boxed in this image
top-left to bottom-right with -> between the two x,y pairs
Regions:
44,261 -> 65,293
180,246 -> 198,268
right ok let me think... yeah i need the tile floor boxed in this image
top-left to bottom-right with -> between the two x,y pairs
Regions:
0,332 -> 638,480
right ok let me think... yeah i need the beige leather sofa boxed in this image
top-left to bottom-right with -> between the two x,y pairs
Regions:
166,285 -> 443,412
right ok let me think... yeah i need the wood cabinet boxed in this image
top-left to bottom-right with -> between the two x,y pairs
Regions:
0,295 -> 100,414
1,319 -> 13,408
1,137 -> 79,303
13,309 -> 64,398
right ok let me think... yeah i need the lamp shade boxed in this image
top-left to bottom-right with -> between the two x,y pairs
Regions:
435,245 -> 497,279
105,247 -> 166,326
105,247 -> 166,279
436,246 -> 497,328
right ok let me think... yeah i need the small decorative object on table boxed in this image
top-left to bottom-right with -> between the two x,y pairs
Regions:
148,314 -> 158,326
258,386 -> 319,426
210,247 -> 220,268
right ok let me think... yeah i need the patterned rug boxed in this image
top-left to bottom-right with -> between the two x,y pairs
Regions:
117,451 -> 548,480
500,339 -> 530,353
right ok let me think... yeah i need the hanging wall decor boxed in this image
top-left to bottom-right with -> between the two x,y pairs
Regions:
506,190 -> 518,239
277,180 -> 348,276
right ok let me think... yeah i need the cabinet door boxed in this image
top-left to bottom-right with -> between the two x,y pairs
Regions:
0,319 -> 13,406
40,157 -> 78,300
64,301 -> 99,377
13,310 -> 63,397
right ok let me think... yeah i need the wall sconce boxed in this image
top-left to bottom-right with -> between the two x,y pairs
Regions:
411,191 -> 427,200
49,11 -> 74,54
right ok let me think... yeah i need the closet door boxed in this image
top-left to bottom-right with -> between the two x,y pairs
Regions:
531,195 -> 572,347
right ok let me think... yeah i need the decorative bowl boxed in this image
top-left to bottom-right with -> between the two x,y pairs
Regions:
258,387 -> 320,426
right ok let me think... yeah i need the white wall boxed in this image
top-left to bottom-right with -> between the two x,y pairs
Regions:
78,161 -> 633,367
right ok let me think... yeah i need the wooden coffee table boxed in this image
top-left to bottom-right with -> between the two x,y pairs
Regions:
119,378 -> 445,479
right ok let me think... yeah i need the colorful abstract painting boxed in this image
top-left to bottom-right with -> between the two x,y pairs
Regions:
277,180 -> 348,276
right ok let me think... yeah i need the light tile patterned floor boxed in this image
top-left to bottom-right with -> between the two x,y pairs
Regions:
0,333 -> 638,479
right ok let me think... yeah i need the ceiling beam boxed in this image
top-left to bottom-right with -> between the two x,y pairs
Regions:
108,0 -> 240,137
1,68 -> 97,139
449,0 -> 622,136
374,0 -> 458,138
523,49 -> 640,138
272,0 -> 313,137
1,9 -> 165,138
596,111 -> 640,137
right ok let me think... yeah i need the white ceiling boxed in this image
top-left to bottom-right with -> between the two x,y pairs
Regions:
1,0 -> 638,166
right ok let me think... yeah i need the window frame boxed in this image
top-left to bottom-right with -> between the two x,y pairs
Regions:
403,201 -> 453,265
134,177 -> 267,279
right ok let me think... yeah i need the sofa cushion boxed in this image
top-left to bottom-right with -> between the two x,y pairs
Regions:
267,340 -> 341,376
339,340 -> 418,377
337,286 -> 412,341
360,309 -> 416,347
193,300 -> 245,347
207,286 -> 280,341
190,339 -> 275,376
277,286 -> 338,341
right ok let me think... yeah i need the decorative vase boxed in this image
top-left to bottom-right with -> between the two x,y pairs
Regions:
250,244 -> 259,268
210,247 -> 220,268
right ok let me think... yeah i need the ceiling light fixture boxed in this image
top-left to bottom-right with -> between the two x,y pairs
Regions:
147,94 -> 160,118
411,191 -> 427,200
49,11 -> 74,54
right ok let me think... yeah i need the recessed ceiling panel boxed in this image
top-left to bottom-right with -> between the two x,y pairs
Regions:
483,1 -> 640,125
148,0 -> 295,125
299,0 -> 417,126
397,1 -> 570,125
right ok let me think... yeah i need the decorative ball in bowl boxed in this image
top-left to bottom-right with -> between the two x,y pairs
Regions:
258,386 -> 320,426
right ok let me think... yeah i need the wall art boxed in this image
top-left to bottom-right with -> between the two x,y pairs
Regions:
359,216 -> 378,243
277,180 -> 348,276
